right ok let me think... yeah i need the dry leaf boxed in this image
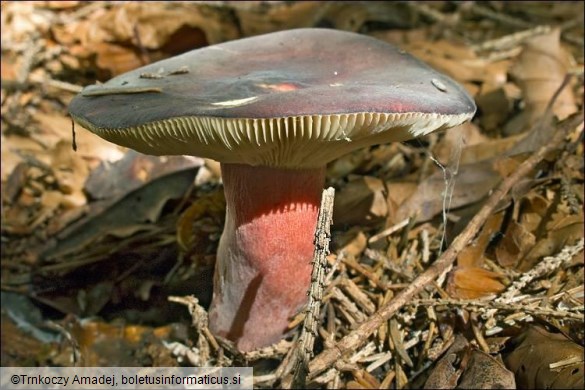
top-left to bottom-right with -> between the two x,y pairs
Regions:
234,1 -> 330,36
50,140 -> 88,208
457,349 -> 516,389
495,220 -> 536,268
434,122 -> 489,166
40,167 -> 200,263
475,87 -> 513,132
85,150 -> 203,201
457,211 -> 505,268
394,161 -> 501,223
506,28 -> 577,135
446,266 -> 506,299
520,215 -> 584,271
54,3 -> 240,77
348,369 -> 381,389
334,228 -> 368,258
54,319 -> 183,367
505,326 -> 584,389
334,175 -> 388,226
425,335 -> 469,389
406,39 -> 482,83
426,334 -> 515,389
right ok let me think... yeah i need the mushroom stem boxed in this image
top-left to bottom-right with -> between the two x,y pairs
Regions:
209,163 -> 326,351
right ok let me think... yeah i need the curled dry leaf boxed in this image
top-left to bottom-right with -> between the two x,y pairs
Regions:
506,28 -> 577,135
50,140 -> 87,208
425,334 -> 516,389
334,175 -> 388,226
457,348 -> 516,389
495,220 -> 537,268
519,208 -> 584,271
54,2 -> 240,77
434,122 -> 489,166
393,161 -> 501,224
475,86 -> 513,133
403,39 -> 481,83
334,228 -> 368,258
233,1 -> 330,36
347,369 -> 381,389
40,166 -> 200,263
456,211 -> 505,268
85,150 -> 203,201
34,111 -> 125,167
505,326 -> 584,389
446,266 -> 506,300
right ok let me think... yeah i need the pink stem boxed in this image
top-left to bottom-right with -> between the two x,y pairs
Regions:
209,163 -> 325,351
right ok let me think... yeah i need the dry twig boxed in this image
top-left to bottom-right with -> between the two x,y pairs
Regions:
281,188 -> 335,388
496,238 -> 584,304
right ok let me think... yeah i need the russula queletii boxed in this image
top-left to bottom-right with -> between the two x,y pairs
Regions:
69,28 -> 476,352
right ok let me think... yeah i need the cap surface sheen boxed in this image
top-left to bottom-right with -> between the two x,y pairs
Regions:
69,28 -> 476,168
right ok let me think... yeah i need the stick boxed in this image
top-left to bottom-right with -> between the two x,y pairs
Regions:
308,111 -> 584,378
281,187 -> 335,388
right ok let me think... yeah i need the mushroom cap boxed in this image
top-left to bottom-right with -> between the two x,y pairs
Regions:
69,28 -> 476,168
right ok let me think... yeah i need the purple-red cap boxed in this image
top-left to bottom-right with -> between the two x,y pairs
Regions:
69,28 -> 476,168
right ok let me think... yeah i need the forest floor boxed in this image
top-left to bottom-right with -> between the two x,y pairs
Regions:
1,2 -> 583,389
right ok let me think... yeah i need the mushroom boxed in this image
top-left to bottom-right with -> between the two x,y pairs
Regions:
69,28 -> 476,351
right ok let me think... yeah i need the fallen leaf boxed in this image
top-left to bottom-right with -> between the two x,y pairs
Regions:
426,334 -> 515,389
334,228 -> 368,258
334,175 -> 388,227
234,1 -> 330,36
495,220 -> 536,268
505,326 -> 584,389
39,166 -> 200,263
506,28 -> 577,135
446,266 -> 506,299
457,211 -> 505,268
394,161 -> 502,223
85,150 -> 203,201
457,348 -> 516,389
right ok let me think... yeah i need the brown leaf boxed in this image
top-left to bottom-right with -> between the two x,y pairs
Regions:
234,1 -> 329,36
55,3 -> 240,77
425,335 -> 469,389
334,228 -> 368,258
505,326 -> 584,389
53,319 -> 183,366
349,369 -> 381,389
520,212 -> 584,271
434,122 -> 489,166
506,28 -> 577,135
446,266 -> 506,299
50,140 -> 88,208
406,40 -> 481,83
457,211 -> 505,268
457,349 -> 516,389
334,175 -> 388,226
426,335 -> 516,389
475,86 -> 514,133
40,166 -> 200,263
495,220 -> 536,268
34,110 -> 125,167
394,161 -> 501,223
85,150 -> 203,201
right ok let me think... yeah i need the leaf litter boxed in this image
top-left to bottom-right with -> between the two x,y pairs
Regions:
1,2 -> 584,389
